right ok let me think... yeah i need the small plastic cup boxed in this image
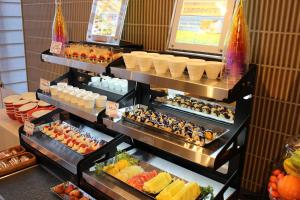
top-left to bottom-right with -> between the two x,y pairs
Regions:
187,60 -> 206,81
136,55 -> 152,72
205,61 -> 224,79
153,57 -> 170,74
168,59 -> 187,78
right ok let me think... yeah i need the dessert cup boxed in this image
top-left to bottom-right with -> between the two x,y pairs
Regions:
83,96 -> 95,109
96,96 -> 107,108
120,80 -> 128,92
50,85 -> 58,97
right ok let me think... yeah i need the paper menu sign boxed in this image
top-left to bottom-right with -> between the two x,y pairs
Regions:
168,89 -> 185,97
50,41 -> 62,54
24,121 -> 35,136
106,101 -> 119,118
40,78 -> 50,93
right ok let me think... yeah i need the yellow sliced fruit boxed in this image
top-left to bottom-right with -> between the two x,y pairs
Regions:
156,179 -> 185,200
171,182 -> 201,200
143,172 -> 172,194
114,165 -> 144,182
115,159 -> 130,171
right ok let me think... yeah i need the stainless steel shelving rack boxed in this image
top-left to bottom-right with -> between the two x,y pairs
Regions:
19,47 -> 256,200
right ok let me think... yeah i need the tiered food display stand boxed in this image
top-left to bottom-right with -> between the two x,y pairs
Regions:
16,44 -> 257,200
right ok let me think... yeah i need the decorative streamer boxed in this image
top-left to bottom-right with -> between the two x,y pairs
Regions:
223,0 -> 250,79
52,0 -> 68,45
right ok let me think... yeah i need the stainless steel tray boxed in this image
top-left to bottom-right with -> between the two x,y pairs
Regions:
97,153 -> 210,200
159,95 -> 235,124
121,104 -> 229,146
51,181 -> 96,200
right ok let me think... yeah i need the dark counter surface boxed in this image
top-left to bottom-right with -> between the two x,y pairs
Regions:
0,165 -> 62,200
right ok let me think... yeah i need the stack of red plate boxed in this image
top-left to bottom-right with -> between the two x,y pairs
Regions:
37,101 -> 51,108
27,107 -> 56,121
20,92 -> 36,101
18,103 -> 38,123
3,93 -> 56,123
3,95 -> 21,120
13,99 -> 31,122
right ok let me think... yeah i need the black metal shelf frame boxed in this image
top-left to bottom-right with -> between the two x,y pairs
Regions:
17,46 -> 257,200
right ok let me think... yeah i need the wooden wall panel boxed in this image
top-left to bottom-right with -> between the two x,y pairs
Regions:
22,0 -> 300,194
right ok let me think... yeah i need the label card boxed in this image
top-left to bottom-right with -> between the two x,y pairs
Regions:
106,101 -> 119,118
51,113 -> 60,122
167,89 -> 185,97
40,78 -> 50,93
50,41 -> 62,54
24,121 -> 35,136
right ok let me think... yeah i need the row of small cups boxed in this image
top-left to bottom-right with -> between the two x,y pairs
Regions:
90,76 -> 128,93
50,83 -> 107,109
123,51 -> 224,80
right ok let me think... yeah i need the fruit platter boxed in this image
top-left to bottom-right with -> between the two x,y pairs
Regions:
51,181 -> 95,200
155,95 -> 235,124
268,140 -> 300,200
122,104 -> 229,146
39,121 -> 107,155
95,151 -> 214,200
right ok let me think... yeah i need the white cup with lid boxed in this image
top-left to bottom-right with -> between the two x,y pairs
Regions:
83,96 -> 95,109
96,96 -> 107,108
50,85 -> 58,97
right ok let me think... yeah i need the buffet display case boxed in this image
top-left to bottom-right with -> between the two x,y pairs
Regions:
15,1 -> 256,198
36,70 -> 136,123
22,51 -> 256,199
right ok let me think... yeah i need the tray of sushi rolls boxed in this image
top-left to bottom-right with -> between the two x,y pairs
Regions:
95,151 -> 213,200
156,95 -> 235,124
38,121 -> 107,155
122,105 -> 229,146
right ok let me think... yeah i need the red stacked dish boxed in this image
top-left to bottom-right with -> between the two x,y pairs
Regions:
3,95 -> 22,120
27,107 -> 56,121
18,103 -> 38,123
13,99 -> 31,122
3,93 -> 55,123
